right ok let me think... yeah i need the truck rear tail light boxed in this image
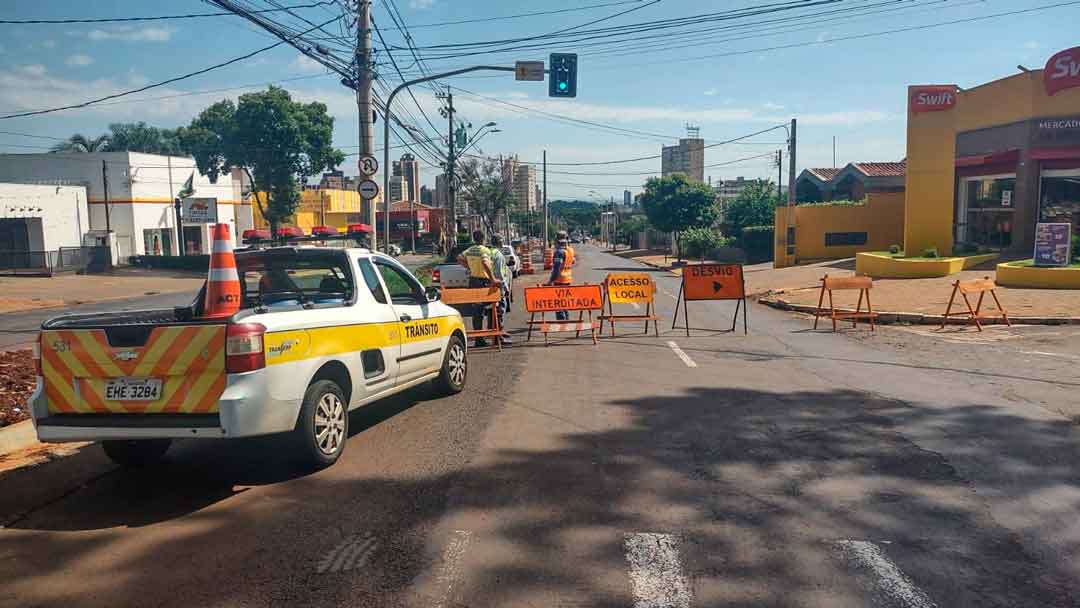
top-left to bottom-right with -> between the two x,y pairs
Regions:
33,337 -> 41,377
226,323 -> 266,373
432,268 -> 441,284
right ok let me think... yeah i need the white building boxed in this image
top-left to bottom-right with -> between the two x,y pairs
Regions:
0,152 -> 253,261
0,183 -> 89,252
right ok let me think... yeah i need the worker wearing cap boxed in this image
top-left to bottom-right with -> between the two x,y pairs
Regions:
546,230 -> 576,321
489,234 -> 513,345
457,230 -> 501,347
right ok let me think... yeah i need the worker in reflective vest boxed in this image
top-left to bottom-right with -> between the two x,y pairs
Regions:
546,230 -> 576,320
457,230 -> 501,347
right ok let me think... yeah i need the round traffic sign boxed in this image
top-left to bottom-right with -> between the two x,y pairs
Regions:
358,154 -> 378,176
358,179 -> 380,200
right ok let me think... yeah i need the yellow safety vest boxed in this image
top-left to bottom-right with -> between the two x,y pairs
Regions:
463,245 -> 492,278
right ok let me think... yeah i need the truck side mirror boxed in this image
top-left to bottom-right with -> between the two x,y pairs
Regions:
425,286 -> 441,302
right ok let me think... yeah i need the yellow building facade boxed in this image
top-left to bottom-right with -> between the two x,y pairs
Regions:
253,188 -> 378,232
903,45 -> 1080,256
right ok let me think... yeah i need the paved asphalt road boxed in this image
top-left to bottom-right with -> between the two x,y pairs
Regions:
1,245 -> 1079,607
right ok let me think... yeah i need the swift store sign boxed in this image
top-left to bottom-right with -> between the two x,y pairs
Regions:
910,86 -> 956,113
1045,46 -> 1080,96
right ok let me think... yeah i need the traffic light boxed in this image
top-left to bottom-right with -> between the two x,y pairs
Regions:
548,53 -> 577,98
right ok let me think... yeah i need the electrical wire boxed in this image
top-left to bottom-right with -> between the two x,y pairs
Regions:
0,2 -> 335,24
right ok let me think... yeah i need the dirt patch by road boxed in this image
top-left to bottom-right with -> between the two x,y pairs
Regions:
0,349 -> 35,427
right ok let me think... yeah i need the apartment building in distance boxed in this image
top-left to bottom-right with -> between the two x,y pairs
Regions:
502,156 -> 538,212
661,125 -> 705,183
391,153 -> 421,202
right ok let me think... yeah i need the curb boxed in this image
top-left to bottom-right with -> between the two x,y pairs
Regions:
758,296 -> 1080,326
0,419 -> 38,457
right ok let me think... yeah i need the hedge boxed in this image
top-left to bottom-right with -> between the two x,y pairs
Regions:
738,225 -> 774,263
129,255 -> 210,271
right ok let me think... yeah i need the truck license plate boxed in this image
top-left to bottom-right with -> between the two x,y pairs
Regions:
105,378 -> 162,401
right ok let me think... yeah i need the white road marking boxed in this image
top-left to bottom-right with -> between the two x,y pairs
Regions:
667,341 -> 697,368
834,540 -> 937,608
1020,350 -> 1080,360
317,532 -> 378,574
432,529 -> 472,608
624,533 -> 693,608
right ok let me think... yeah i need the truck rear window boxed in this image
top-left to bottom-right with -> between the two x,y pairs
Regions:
238,257 -> 353,310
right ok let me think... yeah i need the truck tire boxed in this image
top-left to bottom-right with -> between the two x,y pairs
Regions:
433,334 -> 467,395
294,379 -> 349,469
101,439 -> 172,467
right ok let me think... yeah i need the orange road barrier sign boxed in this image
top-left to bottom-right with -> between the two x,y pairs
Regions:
812,274 -> 876,332
524,283 -> 603,345
940,276 -> 1010,331
543,247 -> 554,270
441,286 -> 505,350
600,273 -> 660,337
672,263 -> 748,335
201,223 -> 241,319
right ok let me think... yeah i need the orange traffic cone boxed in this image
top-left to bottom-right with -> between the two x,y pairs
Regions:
201,223 -> 241,318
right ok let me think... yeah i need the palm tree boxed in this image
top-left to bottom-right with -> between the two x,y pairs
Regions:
49,133 -> 109,153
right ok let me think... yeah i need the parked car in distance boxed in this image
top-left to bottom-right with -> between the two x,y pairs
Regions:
500,246 -> 521,278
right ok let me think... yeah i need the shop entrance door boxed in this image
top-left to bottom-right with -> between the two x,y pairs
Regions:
958,174 -> 1016,249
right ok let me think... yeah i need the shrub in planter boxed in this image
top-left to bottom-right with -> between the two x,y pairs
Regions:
681,227 -> 728,261
922,248 -> 938,258
888,244 -> 901,255
738,225 -> 774,263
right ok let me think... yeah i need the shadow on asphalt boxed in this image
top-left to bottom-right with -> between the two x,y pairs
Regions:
1,384 -> 1078,606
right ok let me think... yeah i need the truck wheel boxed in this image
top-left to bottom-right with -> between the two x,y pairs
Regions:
101,439 -> 172,467
433,334 -> 467,395
294,379 -> 349,469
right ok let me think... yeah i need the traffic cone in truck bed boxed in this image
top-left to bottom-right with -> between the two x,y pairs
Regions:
201,223 -> 241,319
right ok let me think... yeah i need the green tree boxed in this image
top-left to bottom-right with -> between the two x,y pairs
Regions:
106,122 -> 186,155
681,227 -> 731,261
725,179 -> 779,235
457,157 -> 513,236
640,173 -> 719,261
181,87 -> 343,235
616,215 -> 648,246
49,133 -> 109,153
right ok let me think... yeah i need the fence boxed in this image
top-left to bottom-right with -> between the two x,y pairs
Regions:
0,246 -> 106,276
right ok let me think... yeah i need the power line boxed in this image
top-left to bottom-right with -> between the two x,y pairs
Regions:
367,0 -> 648,31
371,15 -> 445,142
544,152 -> 779,177
0,16 -> 341,120
0,130 -> 67,141
0,2 -> 335,24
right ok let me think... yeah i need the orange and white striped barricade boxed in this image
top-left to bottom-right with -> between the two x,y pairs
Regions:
524,283 -> 603,346
201,223 -> 241,319
812,274 -> 875,332
440,286 -> 504,351
543,247 -> 555,270
671,263 -> 749,336
599,273 -> 660,337
939,276 -> 1010,331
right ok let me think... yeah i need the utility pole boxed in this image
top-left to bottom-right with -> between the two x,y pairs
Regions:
542,150 -> 548,246
443,87 -> 457,240
101,159 -> 111,232
776,149 -> 783,198
356,0 -> 376,248
787,118 -> 797,207
832,135 -> 836,168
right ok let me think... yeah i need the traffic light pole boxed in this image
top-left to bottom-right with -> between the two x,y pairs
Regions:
382,65 -> 516,254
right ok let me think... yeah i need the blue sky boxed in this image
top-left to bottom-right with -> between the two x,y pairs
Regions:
0,0 -> 1077,200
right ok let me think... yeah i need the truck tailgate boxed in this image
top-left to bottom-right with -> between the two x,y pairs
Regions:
40,324 -> 227,415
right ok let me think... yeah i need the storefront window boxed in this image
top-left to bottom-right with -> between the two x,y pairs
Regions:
1039,169 -> 1080,228
958,175 -> 1015,248
142,229 -> 173,256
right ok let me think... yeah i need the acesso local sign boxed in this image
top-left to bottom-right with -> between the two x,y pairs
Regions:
1045,46 -> 1080,96
910,86 -> 956,113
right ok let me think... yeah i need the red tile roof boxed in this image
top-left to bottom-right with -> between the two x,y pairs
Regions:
807,167 -> 841,181
852,161 -> 906,177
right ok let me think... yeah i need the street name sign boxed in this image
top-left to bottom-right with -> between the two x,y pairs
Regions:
515,61 -> 545,82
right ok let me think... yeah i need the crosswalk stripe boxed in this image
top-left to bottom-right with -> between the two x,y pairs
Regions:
624,533 -> 692,608
834,540 -> 937,608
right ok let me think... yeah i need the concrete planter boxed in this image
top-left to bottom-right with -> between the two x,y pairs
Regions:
855,252 -> 999,278
996,261 -> 1080,289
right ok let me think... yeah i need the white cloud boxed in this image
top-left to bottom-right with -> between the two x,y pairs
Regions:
65,54 -> 94,67
41,40 -> 56,49
290,55 -> 326,74
410,0 -> 435,8
17,64 -> 47,77
794,110 -> 891,126
703,88 -> 719,96
76,26 -> 173,42
762,102 -> 784,111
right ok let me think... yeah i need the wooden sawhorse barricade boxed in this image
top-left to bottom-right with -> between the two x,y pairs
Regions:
940,276 -> 1010,331
524,284 -> 604,346
813,274 -> 876,332
440,286 -> 504,351
599,273 -> 660,337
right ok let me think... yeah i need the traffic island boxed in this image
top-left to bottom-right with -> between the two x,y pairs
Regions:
855,251 -> 999,279
996,260 -> 1080,289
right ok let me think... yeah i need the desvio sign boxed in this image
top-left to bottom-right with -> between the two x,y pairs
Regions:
910,86 -> 956,113
1045,46 -> 1080,96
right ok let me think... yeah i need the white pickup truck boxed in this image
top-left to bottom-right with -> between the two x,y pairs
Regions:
28,247 -> 468,469
432,246 -> 520,288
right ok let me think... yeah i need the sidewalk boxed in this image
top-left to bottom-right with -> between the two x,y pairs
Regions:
0,268 -> 203,314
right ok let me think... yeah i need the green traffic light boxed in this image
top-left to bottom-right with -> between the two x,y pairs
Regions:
559,81 -> 567,91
